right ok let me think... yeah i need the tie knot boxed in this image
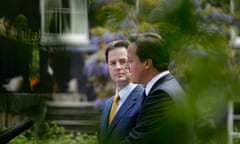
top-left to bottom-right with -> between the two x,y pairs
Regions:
114,94 -> 120,102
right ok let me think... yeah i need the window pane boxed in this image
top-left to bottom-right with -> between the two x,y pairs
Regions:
61,0 -> 70,8
44,0 -> 88,35
60,0 -> 70,33
61,13 -> 71,33
45,0 -> 58,9
71,0 -> 88,34
41,0 -> 89,45
44,0 -> 60,34
59,8 -> 70,33
47,13 -> 60,33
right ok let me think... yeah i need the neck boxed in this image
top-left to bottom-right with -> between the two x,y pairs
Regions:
142,69 -> 160,86
116,81 -> 130,91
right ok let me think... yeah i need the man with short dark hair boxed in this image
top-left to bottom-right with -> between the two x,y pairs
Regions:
122,32 -> 194,144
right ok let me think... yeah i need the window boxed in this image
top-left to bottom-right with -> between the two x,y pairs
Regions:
40,0 -> 89,45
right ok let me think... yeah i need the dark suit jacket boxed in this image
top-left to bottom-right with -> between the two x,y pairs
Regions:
98,84 -> 145,144
123,73 -> 194,144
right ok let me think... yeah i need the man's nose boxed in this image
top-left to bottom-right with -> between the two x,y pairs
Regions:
115,61 -> 122,69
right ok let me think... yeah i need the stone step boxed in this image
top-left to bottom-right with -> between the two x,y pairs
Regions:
45,101 -> 101,134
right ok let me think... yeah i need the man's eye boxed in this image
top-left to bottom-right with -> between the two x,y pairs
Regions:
110,62 -> 116,65
119,60 -> 127,64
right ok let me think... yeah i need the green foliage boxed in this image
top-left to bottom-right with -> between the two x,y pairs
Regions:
8,121 -> 97,144
89,0 -> 237,143
13,14 -> 28,37
0,14 -> 40,79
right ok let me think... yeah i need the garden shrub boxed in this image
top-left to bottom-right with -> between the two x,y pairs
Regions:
8,121 -> 98,144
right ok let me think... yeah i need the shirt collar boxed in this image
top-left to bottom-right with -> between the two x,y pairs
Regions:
117,83 -> 137,101
145,70 -> 170,96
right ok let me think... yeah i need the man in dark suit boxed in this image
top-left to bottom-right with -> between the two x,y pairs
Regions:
122,32 -> 194,144
98,40 -> 145,144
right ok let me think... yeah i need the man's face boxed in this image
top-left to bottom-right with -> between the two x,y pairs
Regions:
127,43 -> 145,84
107,47 -> 130,84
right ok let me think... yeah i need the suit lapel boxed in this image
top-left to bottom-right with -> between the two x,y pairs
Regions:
106,88 -> 138,136
100,98 -> 113,134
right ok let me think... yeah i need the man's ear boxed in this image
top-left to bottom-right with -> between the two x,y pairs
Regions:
144,59 -> 153,70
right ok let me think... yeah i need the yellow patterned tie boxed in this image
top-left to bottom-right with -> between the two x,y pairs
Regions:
108,94 -> 120,126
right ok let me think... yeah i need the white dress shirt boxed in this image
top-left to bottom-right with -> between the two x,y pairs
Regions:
145,70 -> 170,96
115,83 -> 137,113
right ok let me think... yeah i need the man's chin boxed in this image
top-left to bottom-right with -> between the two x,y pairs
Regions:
116,78 -> 129,83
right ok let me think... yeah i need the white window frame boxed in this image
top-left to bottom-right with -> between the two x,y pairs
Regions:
40,0 -> 89,45
230,0 -> 240,49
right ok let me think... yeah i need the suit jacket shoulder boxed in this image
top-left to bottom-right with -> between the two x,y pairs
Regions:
150,73 -> 185,102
